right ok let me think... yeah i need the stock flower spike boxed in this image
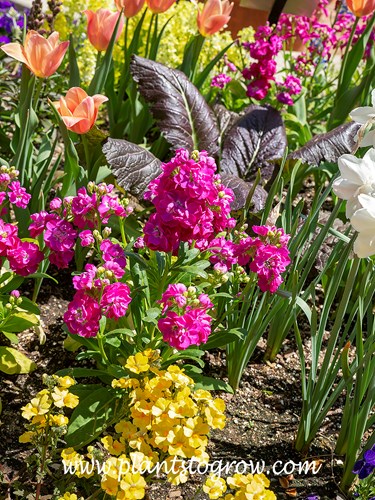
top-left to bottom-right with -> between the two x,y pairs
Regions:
54,87 -> 108,135
197,0 -> 233,37
114,0 -> 145,18
84,9 -> 124,52
146,0 -> 176,14
347,0 -> 375,17
0,30 -> 69,78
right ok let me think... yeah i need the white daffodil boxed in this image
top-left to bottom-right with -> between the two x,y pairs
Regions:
350,89 -> 375,147
351,193 -> 375,258
333,148 -> 375,218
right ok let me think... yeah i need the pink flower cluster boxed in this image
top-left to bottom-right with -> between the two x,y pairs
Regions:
158,284 -> 214,350
143,149 -> 235,254
0,168 -> 43,277
29,183 -> 132,269
208,225 -> 291,293
0,218 -> 44,276
211,73 -> 232,89
276,75 -> 302,106
242,25 -> 282,101
64,249 -> 131,338
0,165 -> 31,210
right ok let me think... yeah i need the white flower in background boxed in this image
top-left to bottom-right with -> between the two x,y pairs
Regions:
350,89 -> 375,147
351,193 -> 375,258
333,148 -> 375,217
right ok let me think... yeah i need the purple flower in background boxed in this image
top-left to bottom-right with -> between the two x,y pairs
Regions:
0,1 -> 14,8
0,34 -> 10,43
353,444 -> 375,479
304,495 -> 320,500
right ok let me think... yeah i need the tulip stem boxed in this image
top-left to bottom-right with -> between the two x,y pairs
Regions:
81,134 -> 92,179
145,14 -> 156,58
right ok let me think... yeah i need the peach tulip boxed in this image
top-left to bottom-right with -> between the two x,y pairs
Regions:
197,0 -> 233,37
146,0 -> 175,14
54,87 -> 108,135
114,0 -> 145,19
0,30 -> 69,78
347,0 -> 375,16
84,9 -> 125,52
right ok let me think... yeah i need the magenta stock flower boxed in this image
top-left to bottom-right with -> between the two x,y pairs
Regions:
0,220 -> 18,256
7,238 -> 44,276
159,284 -> 188,313
143,149 -> 234,253
8,181 -> 31,208
71,187 -> 98,228
211,73 -> 231,89
44,218 -> 77,252
79,230 -> 95,247
100,282 -> 132,320
158,309 -> 212,350
64,290 -> 101,338
100,239 -> 127,269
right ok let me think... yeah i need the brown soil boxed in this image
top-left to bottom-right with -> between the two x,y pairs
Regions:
0,270 -> 348,500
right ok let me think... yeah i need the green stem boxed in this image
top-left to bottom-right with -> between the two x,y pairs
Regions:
338,16 -> 359,88
97,328 -> 110,365
81,134 -> 92,178
118,216 -> 127,246
145,14 -> 155,58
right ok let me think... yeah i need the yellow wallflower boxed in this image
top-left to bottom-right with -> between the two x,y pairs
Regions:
54,375 -> 76,389
101,475 -> 120,497
19,431 -> 35,443
163,456 -> 189,486
21,392 -> 51,420
204,398 -> 226,430
125,352 -> 150,374
119,472 -> 147,499
203,474 -> 227,499
50,414 -> 69,427
52,387 -> 79,409
112,377 -> 140,390
102,435 -> 126,455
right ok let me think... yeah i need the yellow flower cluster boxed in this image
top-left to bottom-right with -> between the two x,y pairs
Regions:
19,375 -> 79,444
57,493 -> 84,500
61,349 -> 226,499
203,472 -> 277,499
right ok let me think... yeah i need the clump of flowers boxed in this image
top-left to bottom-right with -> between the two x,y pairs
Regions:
158,284 -> 214,349
0,165 -> 44,277
211,72 -> 232,89
61,350 -> 226,498
143,149 -> 235,253
19,375 -> 78,469
0,0 -> 25,44
203,472 -> 276,499
208,225 -> 291,293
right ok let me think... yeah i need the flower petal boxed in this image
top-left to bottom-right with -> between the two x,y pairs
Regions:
0,42 -> 28,65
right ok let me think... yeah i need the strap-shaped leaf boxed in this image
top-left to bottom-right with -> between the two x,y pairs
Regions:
130,55 -> 220,156
288,122 -> 361,166
220,104 -> 287,182
103,138 -> 162,197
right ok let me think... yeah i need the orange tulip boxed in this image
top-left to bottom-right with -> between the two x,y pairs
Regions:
347,0 -> 375,16
197,0 -> 233,37
84,9 -> 125,52
146,0 -> 175,14
114,0 -> 145,19
0,30 -> 69,78
54,87 -> 108,135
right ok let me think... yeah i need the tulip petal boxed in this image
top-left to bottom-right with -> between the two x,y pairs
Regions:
0,42 -> 28,65
41,41 -> 69,77
65,87 -> 88,113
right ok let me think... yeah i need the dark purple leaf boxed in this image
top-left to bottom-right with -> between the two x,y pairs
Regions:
130,55 -> 219,156
220,104 -> 287,182
220,173 -> 268,212
102,138 -> 161,197
212,103 -> 239,142
289,122 -> 361,166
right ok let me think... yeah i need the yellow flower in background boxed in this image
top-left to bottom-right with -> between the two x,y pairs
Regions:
119,472 -> 147,499
125,352 -> 150,373
203,474 -> 227,499
21,392 -> 51,420
52,387 -> 79,409
102,435 -> 126,455
54,375 -> 76,389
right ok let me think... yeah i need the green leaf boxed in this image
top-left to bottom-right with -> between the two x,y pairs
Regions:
2,331 -> 19,344
2,311 -> 39,333
193,376 -> 233,394
65,387 -> 123,448
55,367 -> 113,385
202,328 -> 246,350
68,33 -> 81,88
0,347 -> 37,374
